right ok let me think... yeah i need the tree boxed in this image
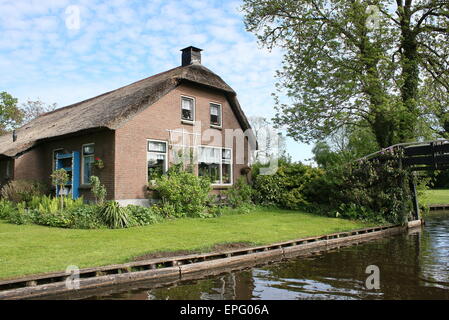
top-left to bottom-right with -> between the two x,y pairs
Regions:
243,0 -> 449,148
0,92 -> 23,134
51,169 -> 69,209
20,99 -> 57,124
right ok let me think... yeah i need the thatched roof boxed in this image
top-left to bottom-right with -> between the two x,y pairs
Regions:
0,64 -> 253,158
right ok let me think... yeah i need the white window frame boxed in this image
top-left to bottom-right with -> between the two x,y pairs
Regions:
81,143 -> 95,185
209,102 -> 222,128
147,139 -> 168,181
198,145 -> 233,186
181,95 -> 195,123
52,148 -> 64,172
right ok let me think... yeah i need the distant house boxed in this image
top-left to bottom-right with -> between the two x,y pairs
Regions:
0,47 -> 255,206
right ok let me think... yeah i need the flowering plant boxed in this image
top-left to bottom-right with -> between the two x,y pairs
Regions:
94,157 -> 104,169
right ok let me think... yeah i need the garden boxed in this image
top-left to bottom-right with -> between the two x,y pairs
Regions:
0,150 -> 442,279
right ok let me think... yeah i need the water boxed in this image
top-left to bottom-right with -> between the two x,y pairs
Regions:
91,213 -> 449,300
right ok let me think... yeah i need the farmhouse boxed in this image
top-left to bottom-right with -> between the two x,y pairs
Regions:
0,47 -> 255,206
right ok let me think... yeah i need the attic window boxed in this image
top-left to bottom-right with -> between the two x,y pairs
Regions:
181,96 -> 195,122
210,103 -> 222,127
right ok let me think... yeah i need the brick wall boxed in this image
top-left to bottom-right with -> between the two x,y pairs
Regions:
114,83 -> 252,200
13,129 -> 115,201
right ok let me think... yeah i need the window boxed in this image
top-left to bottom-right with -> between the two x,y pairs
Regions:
210,103 -> 222,127
82,144 -> 94,185
5,160 -> 12,179
52,149 -> 64,171
198,146 -> 232,185
181,96 -> 194,122
148,140 -> 168,180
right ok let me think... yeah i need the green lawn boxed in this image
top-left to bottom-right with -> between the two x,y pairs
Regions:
0,208 -> 370,280
422,189 -> 449,205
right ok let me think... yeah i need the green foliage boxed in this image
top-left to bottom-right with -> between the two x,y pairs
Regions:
151,202 -> 179,219
98,201 -> 133,229
305,150 -> 414,224
0,91 -> 23,134
225,177 -> 253,208
90,176 -> 107,204
50,169 -> 69,190
0,199 -> 15,219
0,180 -> 48,203
242,0 -> 449,147
154,169 -> 211,218
252,161 -> 323,210
67,205 -> 104,229
127,205 -> 162,225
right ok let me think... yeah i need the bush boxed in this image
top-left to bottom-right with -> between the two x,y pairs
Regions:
127,205 -> 162,226
67,205 -> 105,229
0,199 -> 15,220
6,202 -> 34,225
252,162 -> 323,210
98,201 -> 133,229
151,202 -> 178,219
90,176 -> 107,205
1,180 -> 48,203
154,169 -> 211,217
225,177 -> 253,208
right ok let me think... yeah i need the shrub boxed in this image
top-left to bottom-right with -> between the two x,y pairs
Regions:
0,199 -> 15,220
0,180 -> 48,203
225,177 -> 253,208
154,169 -> 211,217
252,162 -> 323,210
90,176 -> 106,205
67,205 -> 105,229
151,202 -> 178,219
127,205 -> 162,226
6,202 -> 34,225
50,169 -> 69,209
98,201 -> 133,229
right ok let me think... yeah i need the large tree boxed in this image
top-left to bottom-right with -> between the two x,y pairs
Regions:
0,91 -> 23,135
243,0 -> 449,148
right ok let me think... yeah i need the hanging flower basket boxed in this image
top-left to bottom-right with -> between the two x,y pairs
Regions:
94,157 -> 104,169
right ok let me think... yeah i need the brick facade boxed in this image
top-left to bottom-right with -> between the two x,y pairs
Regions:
0,83 -> 252,204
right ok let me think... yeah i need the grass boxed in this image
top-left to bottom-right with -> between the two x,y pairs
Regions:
422,189 -> 449,205
0,207 -> 371,280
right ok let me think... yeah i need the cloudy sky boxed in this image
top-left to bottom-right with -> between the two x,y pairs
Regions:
0,0 -> 314,163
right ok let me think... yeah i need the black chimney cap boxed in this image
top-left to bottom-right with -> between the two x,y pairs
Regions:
181,46 -> 203,66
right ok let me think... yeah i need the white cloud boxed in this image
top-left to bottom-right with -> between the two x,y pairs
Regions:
0,0 -> 310,161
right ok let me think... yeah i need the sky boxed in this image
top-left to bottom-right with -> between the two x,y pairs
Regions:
0,0 -> 314,163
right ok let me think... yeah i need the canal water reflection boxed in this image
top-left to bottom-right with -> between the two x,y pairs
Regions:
93,213 -> 449,300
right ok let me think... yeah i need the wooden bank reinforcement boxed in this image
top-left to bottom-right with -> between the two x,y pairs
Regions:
0,220 -> 424,300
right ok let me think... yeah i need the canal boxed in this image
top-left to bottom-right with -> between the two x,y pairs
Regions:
90,213 -> 449,300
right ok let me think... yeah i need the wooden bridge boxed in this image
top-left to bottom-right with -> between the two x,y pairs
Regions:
360,139 -> 449,220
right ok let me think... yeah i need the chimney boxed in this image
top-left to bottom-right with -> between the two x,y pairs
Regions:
181,46 -> 202,66
12,130 -> 17,142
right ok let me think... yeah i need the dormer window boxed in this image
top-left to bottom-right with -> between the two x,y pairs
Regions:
181,96 -> 195,122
